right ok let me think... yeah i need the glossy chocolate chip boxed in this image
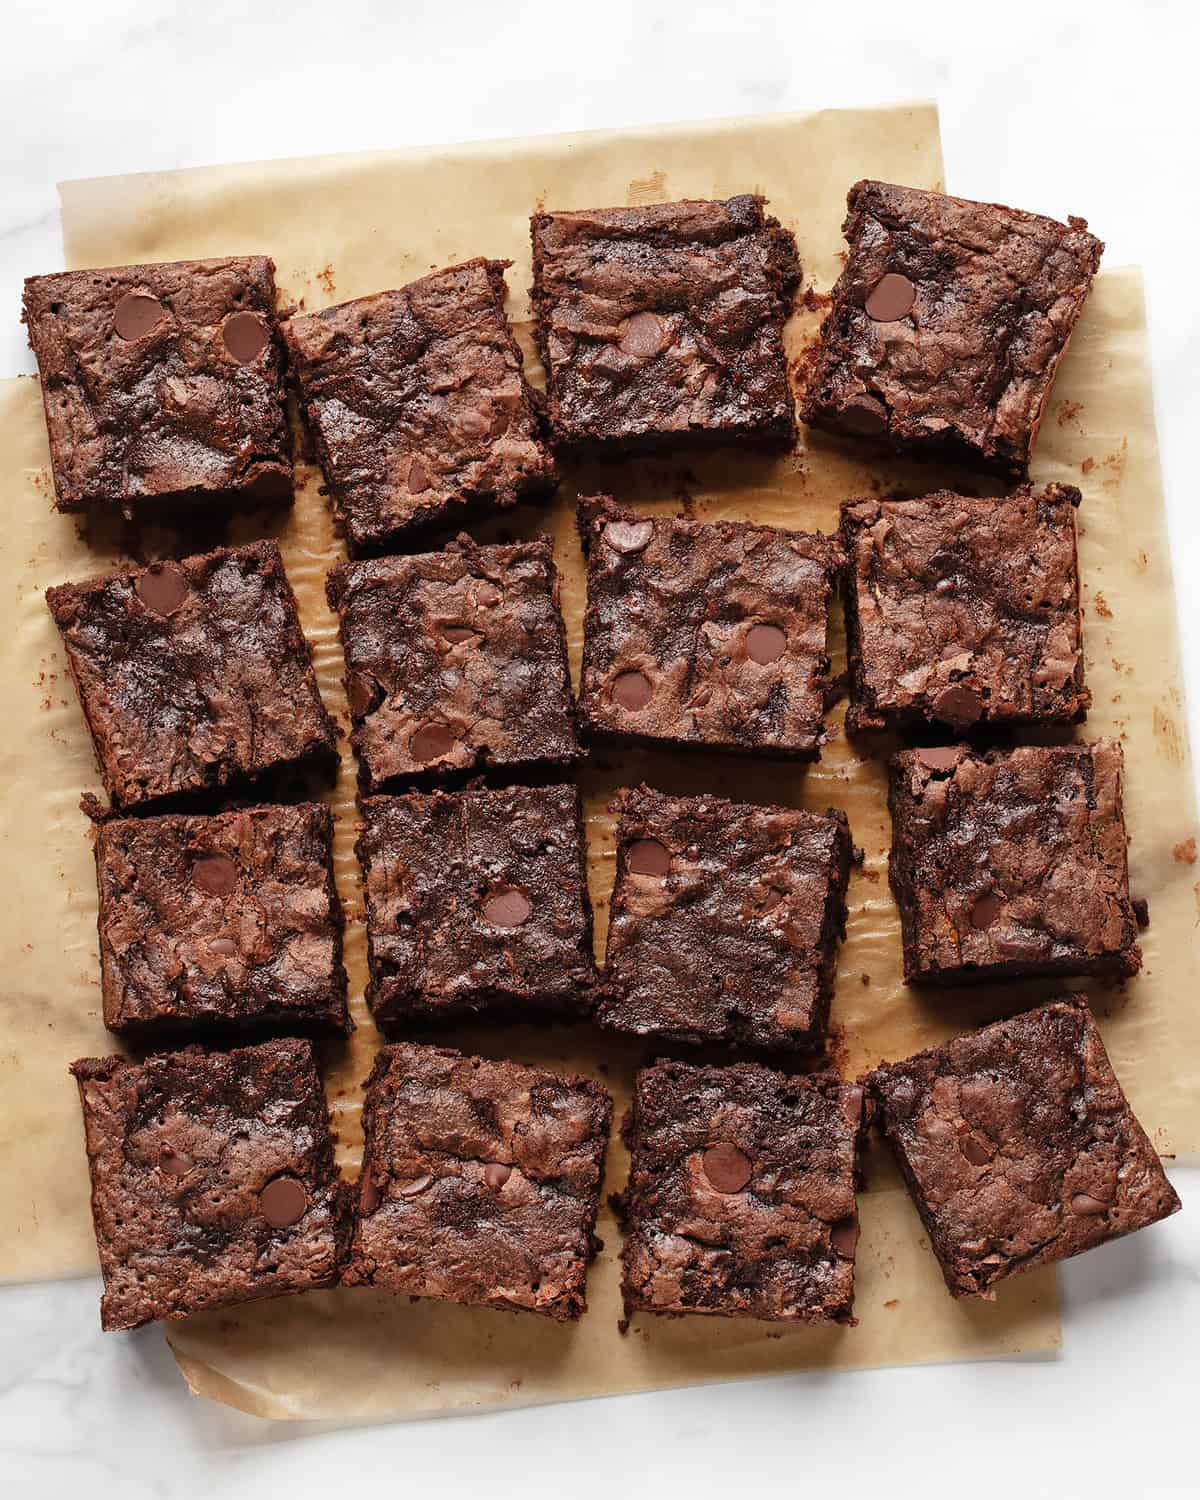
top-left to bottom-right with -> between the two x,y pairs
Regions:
113,292 -> 165,341
971,891 -> 1004,930
158,1147 -> 193,1177
208,937 -> 239,956
135,563 -> 189,617
441,626 -> 479,645
840,394 -> 889,436
361,1175 -> 381,1215
482,887 -> 532,928
612,669 -> 653,710
934,684 -> 983,729
259,1175 -> 308,1227
347,670 -> 382,718
398,1173 -> 433,1197
701,1143 -> 752,1194
959,1131 -> 995,1166
746,623 -> 787,664
626,838 -> 671,877
483,1163 -> 513,1189
865,272 -> 916,322
916,746 -> 963,772
193,853 -> 238,896
222,310 -> 269,363
830,1216 -> 860,1259
619,310 -> 668,358
410,721 -> 457,763
604,518 -> 654,555
1070,1192 -> 1110,1216
407,458 -> 431,493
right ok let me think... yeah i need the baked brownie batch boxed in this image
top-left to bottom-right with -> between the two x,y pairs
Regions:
26,178 -> 1179,1338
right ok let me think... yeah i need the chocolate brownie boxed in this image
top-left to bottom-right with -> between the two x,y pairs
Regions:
342,1043 -> 611,1320
46,541 -> 337,810
24,256 -> 292,513
326,535 -> 578,790
71,1039 -> 346,1331
95,803 -> 350,1041
578,497 -> 840,759
868,997 -> 1180,1298
888,742 -> 1141,985
284,259 -> 555,555
357,783 -> 597,1030
618,1060 -> 864,1322
530,196 -> 800,454
598,785 -> 853,1050
801,181 -> 1103,475
841,484 -> 1088,733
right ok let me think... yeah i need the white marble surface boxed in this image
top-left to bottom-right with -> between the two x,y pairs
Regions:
2,2 -> 1199,1496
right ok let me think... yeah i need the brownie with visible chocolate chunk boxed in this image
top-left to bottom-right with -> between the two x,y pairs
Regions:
801,181 -> 1103,475
841,484 -> 1089,734
530,196 -> 800,454
24,256 -> 292,514
343,1042 -> 611,1320
888,742 -> 1141,985
618,1059 -> 864,1322
71,1038 -> 346,1331
284,259 -> 556,555
598,785 -> 853,1050
95,803 -> 350,1041
326,535 -> 578,790
357,783 -> 596,1029
46,541 -> 336,811
868,997 -> 1180,1298
578,497 -> 839,759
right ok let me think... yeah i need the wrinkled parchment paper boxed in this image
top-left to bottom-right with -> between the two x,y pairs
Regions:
1,103 -> 1195,1420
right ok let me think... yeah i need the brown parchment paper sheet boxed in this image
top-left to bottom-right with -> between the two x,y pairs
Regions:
1,103 -> 1195,1420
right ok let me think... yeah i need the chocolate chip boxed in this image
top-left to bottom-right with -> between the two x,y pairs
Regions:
971,891 -> 1003,930
482,887 -> 532,927
626,838 -> 671,877
361,1175 -> 381,1215
1070,1193 -> 1110,1216
135,563 -> 189,617
701,1143 -> 752,1193
113,292 -> 165,341
612,669 -> 653,710
193,853 -> 238,896
410,721 -> 457,763
746,623 -> 787,664
618,311 -> 668,358
158,1147 -> 192,1176
209,937 -> 238,956
222,310 -> 270,363
839,394 -> 889,436
259,1175 -> 308,1227
475,582 -> 501,607
407,458 -> 431,493
441,626 -> 478,645
604,519 -> 654,555
934,684 -> 983,729
959,1131 -> 994,1166
483,1163 -> 512,1189
916,745 -> 963,772
398,1173 -> 433,1197
830,1216 -> 859,1259
865,272 -> 916,322
347,670 -> 382,718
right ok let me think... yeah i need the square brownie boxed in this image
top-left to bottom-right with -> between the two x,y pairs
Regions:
342,1042 -> 611,1321
530,196 -> 800,454
841,484 -> 1088,734
619,1060 -> 864,1322
801,181 -> 1103,475
357,783 -> 597,1030
46,540 -> 337,810
888,742 -> 1141,985
598,785 -> 853,1050
284,259 -> 556,555
71,1038 -> 346,1331
578,497 -> 840,759
95,803 -> 350,1041
868,997 -> 1180,1298
24,256 -> 292,513
326,535 -> 578,790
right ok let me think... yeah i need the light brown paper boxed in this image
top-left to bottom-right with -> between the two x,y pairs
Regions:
1,104 -> 1193,1419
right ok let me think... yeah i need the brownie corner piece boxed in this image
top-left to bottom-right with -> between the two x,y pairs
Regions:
801,180 -> 1103,474
284,258 -> 556,555
343,1042 -> 612,1320
868,997 -> 1180,1298
23,255 -> 292,513
530,195 -> 799,455
326,534 -> 578,790
888,740 -> 1140,986
70,1038 -> 344,1331
620,1059 -> 863,1322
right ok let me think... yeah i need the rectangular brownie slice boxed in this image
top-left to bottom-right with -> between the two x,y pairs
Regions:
283,259 -> 556,555
840,484 -> 1089,734
868,997 -> 1180,1298
342,1042 -> 611,1321
327,535 -> 579,790
71,1038 -> 346,1331
95,803 -> 350,1041
578,497 -> 840,759
801,181 -> 1103,475
530,195 -> 800,454
46,540 -> 337,810
357,783 -> 597,1030
24,256 -> 292,513
619,1060 -> 864,1322
598,785 -> 853,1050
888,742 -> 1141,985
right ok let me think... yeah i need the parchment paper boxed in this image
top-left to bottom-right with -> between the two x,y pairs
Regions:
1,103 -> 1194,1420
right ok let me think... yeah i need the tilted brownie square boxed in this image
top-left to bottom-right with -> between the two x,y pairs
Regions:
284,259 -> 556,555
342,1042 -> 611,1321
578,497 -> 840,759
357,783 -> 597,1030
46,541 -> 337,810
868,997 -> 1180,1298
530,196 -> 800,454
618,1060 -> 865,1322
888,742 -> 1141,985
95,803 -> 350,1041
71,1038 -> 346,1331
598,785 -> 853,1050
24,256 -> 292,513
801,181 -> 1103,475
326,535 -> 578,790
840,484 -> 1088,734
